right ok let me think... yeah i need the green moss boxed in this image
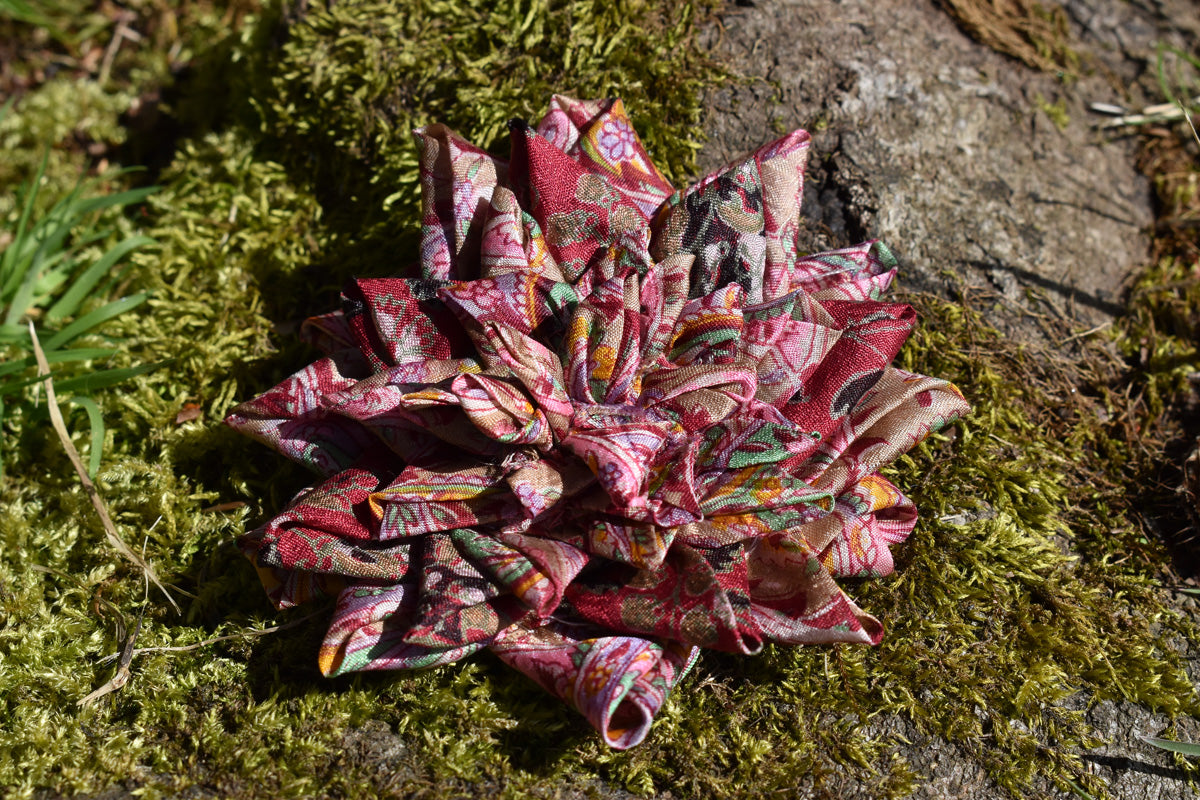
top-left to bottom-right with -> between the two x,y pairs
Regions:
0,78 -> 134,221
1034,92 -> 1070,130
1112,257 -> 1200,421
247,0 -> 724,278
2,0 -> 1199,798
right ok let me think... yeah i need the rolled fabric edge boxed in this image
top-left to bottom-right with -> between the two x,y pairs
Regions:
491,621 -> 699,749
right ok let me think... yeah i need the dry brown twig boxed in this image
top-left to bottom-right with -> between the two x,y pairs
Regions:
28,321 -> 180,614
78,537 -> 151,707
96,612 -> 323,666
1183,105 -> 1200,147
1092,96 -> 1200,130
97,10 -> 141,86
78,611 -> 143,706
29,327 -> 262,705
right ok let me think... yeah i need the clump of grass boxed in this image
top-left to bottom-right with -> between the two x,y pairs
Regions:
0,141 -> 161,477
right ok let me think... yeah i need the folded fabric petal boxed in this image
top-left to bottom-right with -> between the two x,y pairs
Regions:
415,124 -> 508,281
490,619 -> 698,750
227,96 -> 971,748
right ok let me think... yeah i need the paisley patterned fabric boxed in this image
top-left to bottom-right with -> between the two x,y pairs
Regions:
226,95 -> 971,749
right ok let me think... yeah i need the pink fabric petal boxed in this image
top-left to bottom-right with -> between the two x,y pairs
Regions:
490,621 -> 697,750
414,124 -> 509,281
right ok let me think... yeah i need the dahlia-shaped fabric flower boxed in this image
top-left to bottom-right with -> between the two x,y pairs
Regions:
226,96 -> 970,749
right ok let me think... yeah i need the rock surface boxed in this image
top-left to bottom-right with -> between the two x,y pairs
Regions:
698,0 -> 1200,797
700,0 -> 1198,336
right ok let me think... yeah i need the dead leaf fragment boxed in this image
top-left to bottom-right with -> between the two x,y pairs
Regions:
175,403 -> 203,425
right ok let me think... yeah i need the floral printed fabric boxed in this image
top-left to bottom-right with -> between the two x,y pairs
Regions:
226,96 -> 971,749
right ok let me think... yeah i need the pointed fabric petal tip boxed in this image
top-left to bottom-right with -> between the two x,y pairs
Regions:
228,95 -> 971,749
317,646 -> 342,676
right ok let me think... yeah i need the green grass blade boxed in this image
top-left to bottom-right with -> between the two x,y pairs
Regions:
32,253 -> 77,301
68,395 -> 105,477
23,206 -> 91,287
0,371 -> 61,397
0,347 -> 118,379
0,231 -> 41,299
0,359 -> 170,398
1,151 -> 49,311
1142,736 -> 1200,757
0,0 -> 58,29
42,292 -> 149,351
1157,44 -> 1176,109
45,235 -> 155,322
1064,778 -> 1097,800
1156,44 -> 1200,113
22,188 -> 154,319
4,190 -> 92,324
3,151 -> 47,264
0,323 -> 30,342
70,186 -> 159,216
48,359 -> 171,395
38,227 -> 115,289
2,171 -> 156,323
4,248 -> 47,327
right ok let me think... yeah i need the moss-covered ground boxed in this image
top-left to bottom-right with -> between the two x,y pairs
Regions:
3,1 -> 1200,797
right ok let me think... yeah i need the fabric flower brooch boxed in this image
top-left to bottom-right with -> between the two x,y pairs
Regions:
226,96 -> 970,749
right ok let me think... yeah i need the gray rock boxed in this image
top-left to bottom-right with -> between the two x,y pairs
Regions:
1082,699 -> 1200,800
697,0 -> 1197,337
